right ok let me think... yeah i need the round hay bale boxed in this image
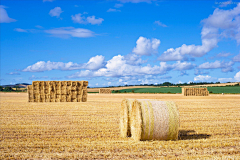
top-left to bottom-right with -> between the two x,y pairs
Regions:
131,99 -> 179,141
120,99 -> 134,138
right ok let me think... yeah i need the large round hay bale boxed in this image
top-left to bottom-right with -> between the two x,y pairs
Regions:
120,99 -> 134,138
131,99 -> 179,141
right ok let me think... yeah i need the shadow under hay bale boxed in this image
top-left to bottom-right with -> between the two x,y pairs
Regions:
130,99 -> 179,141
178,130 -> 211,140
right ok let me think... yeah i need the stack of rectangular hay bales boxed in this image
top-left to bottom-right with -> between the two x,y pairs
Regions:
28,81 -> 88,102
99,88 -> 112,94
182,87 -> 209,96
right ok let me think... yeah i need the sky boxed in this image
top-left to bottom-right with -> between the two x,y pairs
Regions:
1,0 -> 240,87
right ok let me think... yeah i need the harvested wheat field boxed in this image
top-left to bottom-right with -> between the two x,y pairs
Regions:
0,93 -> 239,159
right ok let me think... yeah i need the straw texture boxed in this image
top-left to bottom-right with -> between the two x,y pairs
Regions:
182,88 -> 209,96
28,81 -> 88,102
120,99 -> 134,138
130,99 -> 179,141
99,88 -> 111,94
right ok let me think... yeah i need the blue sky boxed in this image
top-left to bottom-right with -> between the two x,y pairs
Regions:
1,0 -> 240,87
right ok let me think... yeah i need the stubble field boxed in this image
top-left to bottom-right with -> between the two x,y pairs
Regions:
0,93 -> 239,159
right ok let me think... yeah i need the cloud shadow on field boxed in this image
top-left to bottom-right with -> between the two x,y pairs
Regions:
178,130 -> 211,140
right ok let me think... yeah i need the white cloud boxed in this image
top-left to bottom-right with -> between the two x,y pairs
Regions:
132,36 -> 160,56
124,54 -> 147,65
0,5 -> 16,23
154,20 -> 167,27
118,0 -> 152,3
114,4 -> 123,8
84,55 -> 105,70
14,28 -> 27,32
67,55 -> 194,79
44,27 -> 94,38
198,60 -> 234,72
107,8 -> 121,12
234,71 -> 240,81
49,7 -> 63,18
218,0 -> 232,8
72,14 -> 104,25
233,52 -> 240,62
71,13 -> 85,24
22,55 -> 104,72
159,4 -> 240,61
87,16 -> 104,25
194,75 -> 213,81
172,61 -> 195,71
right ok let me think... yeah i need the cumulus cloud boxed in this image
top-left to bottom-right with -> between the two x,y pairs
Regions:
44,27 -> 94,38
154,20 -> 167,27
132,36 -> 160,56
87,16 -> 104,25
22,55 -> 104,72
159,4 -> 240,61
0,5 -> 16,23
218,71 -> 240,82
84,55 -> 105,70
198,60 -> 234,72
71,13 -> 104,25
194,75 -> 213,81
118,0 -> 152,3
107,8 -> 121,12
49,7 -> 63,18
234,71 -> 240,81
67,55 -> 194,78
124,54 -> 147,65
233,52 -> 240,62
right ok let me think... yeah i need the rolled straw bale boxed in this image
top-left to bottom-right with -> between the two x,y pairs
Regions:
120,99 -> 134,138
130,99 -> 179,141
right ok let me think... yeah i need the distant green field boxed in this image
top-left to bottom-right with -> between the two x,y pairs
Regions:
112,87 -> 182,94
207,86 -> 240,94
111,86 -> 240,94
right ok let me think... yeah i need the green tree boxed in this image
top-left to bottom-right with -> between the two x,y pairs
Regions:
0,86 -> 3,91
4,87 -> 13,91
15,86 -> 20,91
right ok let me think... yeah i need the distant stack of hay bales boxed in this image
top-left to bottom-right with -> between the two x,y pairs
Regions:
120,99 -> 179,141
182,87 -> 209,96
99,88 -> 112,94
28,81 -> 88,102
